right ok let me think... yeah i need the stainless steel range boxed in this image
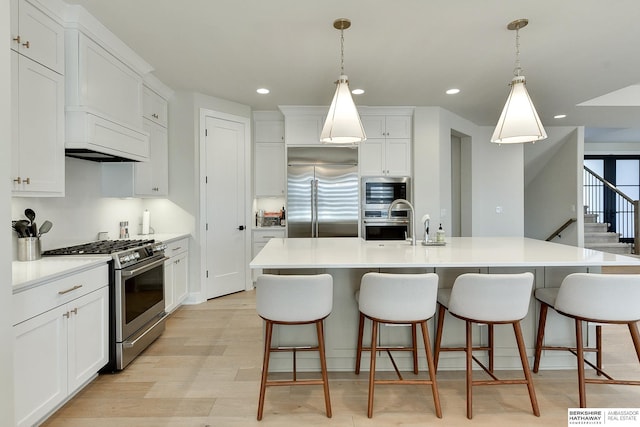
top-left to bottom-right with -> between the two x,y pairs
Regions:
43,239 -> 168,371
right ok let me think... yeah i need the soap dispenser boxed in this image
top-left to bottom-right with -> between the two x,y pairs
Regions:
436,223 -> 445,242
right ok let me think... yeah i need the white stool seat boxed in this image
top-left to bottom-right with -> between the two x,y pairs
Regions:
356,272 -> 442,419
257,273 -> 333,322
256,274 -> 333,420
434,272 -> 539,419
533,273 -> 640,408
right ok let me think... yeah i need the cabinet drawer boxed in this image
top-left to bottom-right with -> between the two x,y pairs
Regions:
166,237 -> 188,257
13,263 -> 109,326
253,229 -> 285,244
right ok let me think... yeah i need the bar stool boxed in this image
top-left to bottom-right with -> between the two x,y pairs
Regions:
433,272 -> 539,419
255,274 -> 333,420
533,273 -> 640,407
357,272 -> 442,418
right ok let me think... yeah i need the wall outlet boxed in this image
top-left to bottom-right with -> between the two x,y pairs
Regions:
495,206 -> 503,214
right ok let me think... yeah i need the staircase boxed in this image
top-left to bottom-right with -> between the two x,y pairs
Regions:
584,213 -> 633,255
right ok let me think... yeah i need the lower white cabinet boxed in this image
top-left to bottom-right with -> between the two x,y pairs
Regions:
13,264 -> 109,427
252,228 -> 286,281
164,237 -> 189,313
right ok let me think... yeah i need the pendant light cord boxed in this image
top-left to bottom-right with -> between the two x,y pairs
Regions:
340,26 -> 345,75
514,28 -> 522,77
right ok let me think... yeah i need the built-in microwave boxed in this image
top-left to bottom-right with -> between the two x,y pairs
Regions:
361,176 -> 411,210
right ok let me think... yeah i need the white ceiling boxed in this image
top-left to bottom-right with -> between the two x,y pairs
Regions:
65,0 -> 640,143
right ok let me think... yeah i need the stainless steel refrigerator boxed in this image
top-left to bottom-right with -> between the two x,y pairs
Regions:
287,146 -> 359,238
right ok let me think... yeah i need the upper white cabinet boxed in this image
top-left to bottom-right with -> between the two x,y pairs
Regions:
143,85 -> 168,127
102,79 -> 172,198
254,111 -> 285,197
11,51 -> 65,196
359,109 -> 413,177
280,106 -> 326,146
64,22 -> 151,161
10,0 -> 65,74
10,0 -> 65,196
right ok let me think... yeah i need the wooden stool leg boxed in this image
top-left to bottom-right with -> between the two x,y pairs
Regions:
257,320 -> 273,421
316,320 -> 332,418
465,320 -> 473,419
355,312 -> 365,374
412,323 -> 419,374
421,321 -> 443,418
533,303 -> 549,373
575,319 -> 587,408
629,321 -> 640,364
488,324 -> 494,373
596,325 -> 602,376
513,321 -> 540,416
434,304 -> 446,371
367,320 -> 379,418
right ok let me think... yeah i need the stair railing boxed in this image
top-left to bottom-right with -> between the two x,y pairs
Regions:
583,166 -> 639,253
546,218 -> 577,241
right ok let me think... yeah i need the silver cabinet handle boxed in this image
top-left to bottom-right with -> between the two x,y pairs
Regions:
58,284 -> 83,295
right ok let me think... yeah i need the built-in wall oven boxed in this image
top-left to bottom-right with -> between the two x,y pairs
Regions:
43,239 -> 168,371
361,177 -> 412,240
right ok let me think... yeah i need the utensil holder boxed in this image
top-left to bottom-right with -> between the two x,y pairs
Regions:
18,237 -> 41,261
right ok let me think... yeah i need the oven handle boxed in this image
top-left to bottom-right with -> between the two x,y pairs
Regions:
120,256 -> 169,277
122,314 -> 166,349
363,219 -> 409,225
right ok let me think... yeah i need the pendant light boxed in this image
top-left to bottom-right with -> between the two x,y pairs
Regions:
491,19 -> 547,144
320,18 -> 366,144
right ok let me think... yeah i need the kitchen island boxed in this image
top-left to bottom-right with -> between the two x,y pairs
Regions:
250,237 -> 640,372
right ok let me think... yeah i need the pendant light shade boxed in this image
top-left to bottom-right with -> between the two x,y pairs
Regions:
320,74 -> 366,144
491,19 -> 547,144
321,19 -> 366,144
491,75 -> 547,144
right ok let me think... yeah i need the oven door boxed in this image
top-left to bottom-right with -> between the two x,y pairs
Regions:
115,255 -> 167,342
363,219 -> 409,240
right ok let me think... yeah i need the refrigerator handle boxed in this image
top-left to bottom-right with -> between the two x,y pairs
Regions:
314,179 -> 319,237
310,179 -> 316,237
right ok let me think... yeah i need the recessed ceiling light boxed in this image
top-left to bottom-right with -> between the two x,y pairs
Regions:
256,88 -> 270,94
446,88 -> 460,95
554,114 -> 567,119
352,89 -> 365,95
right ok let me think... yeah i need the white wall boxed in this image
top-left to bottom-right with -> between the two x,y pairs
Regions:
524,128 -> 584,246
1,0 -> 15,421
413,107 -> 524,238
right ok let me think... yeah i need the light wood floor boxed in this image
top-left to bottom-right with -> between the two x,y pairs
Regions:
44,290 -> 640,427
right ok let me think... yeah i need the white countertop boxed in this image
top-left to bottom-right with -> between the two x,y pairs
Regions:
250,237 -> 640,269
12,256 -> 112,293
129,233 -> 190,243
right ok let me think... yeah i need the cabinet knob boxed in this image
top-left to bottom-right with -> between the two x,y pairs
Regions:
24,177 -> 30,184
13,177 -> 21,184
12,35 -> 20,44
70,308 -> 78,315
238,225 -> 245,231
22,40 -> 30,49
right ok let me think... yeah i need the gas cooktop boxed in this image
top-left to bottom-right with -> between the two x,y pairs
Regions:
42,239 -> 156,255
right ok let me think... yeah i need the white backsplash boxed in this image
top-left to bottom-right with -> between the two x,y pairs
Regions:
11,157 -> 193,258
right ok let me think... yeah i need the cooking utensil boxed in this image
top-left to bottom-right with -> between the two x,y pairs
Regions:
13,221 -> 30,237
38,220 -> 52,237
24,208 -> 35,225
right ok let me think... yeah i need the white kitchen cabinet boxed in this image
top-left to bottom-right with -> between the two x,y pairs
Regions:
359,114 -> 412,177
252,228 -> 285,281
284,114 -> 325,145
255,143 -> 285,197
13,264 -> 109,427
164,237 -> 189,313
65,30 -> 149,161
10,0 -> 65,74
143,85 -> 168,127
11,50 -> 65,196
101,120 -> 168,197
254,119 -> 284,143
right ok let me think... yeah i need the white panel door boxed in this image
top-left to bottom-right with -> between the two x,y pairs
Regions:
205,117 -> 247,299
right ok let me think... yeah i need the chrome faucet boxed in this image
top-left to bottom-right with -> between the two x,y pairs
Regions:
388,198 -> 416,246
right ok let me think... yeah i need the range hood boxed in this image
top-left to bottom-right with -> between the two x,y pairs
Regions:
65,107 -> 150,162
